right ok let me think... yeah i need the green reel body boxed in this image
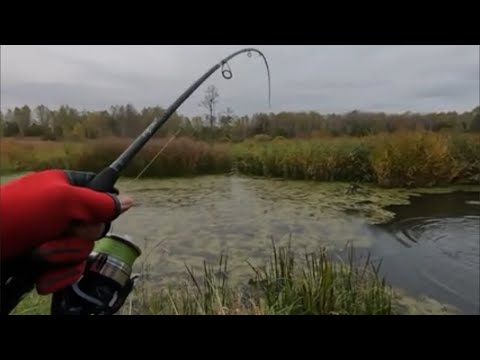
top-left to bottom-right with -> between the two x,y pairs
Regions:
51,233 -> 141,315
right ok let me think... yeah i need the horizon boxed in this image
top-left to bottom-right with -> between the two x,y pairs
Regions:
0,103 -> 477,119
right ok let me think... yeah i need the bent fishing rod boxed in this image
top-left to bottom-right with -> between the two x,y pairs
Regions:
87,47 -> 271,192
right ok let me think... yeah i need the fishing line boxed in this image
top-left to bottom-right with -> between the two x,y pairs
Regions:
87,47 -> 272,192
134,129 -> 182,181
111,129 -> 182,211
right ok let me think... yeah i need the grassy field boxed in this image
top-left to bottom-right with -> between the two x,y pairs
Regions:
1,132 -> 479,187
10,242 -> 393,315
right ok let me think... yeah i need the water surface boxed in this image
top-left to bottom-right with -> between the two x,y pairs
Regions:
372,191 -> 479,314
2,172 -> 478,314
111,175 -> 479,314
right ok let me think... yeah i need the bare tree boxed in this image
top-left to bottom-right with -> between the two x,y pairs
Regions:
199,85 -> 219,137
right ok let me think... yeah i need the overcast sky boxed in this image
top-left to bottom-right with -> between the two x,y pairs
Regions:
1,45 -> 478,117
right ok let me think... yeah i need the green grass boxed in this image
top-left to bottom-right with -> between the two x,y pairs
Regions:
10,242 -> 394,315
9,293 -> 52,315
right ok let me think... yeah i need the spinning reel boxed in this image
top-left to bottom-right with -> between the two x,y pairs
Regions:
51,233 -> 141,315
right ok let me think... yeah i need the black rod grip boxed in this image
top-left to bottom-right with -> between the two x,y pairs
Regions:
87,167 -> 119,193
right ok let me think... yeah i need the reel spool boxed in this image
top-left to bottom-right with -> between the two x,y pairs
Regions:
51,233 -> 141,315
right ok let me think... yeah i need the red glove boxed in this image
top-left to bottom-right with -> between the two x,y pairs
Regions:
1,169 -> 122,296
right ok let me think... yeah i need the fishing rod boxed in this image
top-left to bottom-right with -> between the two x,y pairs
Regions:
50,48 -> 272,315
87,47 -> 271,192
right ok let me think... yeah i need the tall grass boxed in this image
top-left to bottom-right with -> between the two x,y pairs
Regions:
128,241 -> 393,315
370,132 -> 480,187
233,137 -> 374,182
71,137 -> 232,177
234,131 -> 480,187
10,242 -> 393,315
0,138 -> 83,173
2,132 -> 479,187
0,137 -> 232,178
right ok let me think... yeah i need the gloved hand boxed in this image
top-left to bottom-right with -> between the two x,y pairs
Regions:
0,169 -> 133,314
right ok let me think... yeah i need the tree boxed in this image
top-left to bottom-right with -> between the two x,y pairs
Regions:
51,105 -> 80,139
199,85 -> 219,138
84,111 -> 111,139
219,107 -> 235,129
35,105 -> 52,131
13,106 -> 31,137
0,110 -> 3,137
111,105 -> 128,137
471,106 -> 480,132
71,122 -> 86,140
191,116 -> 204,135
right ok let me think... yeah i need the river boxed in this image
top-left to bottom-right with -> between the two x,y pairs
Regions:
2,173 -> 479,314
373,191 -> 479,315
109,175 -> 479,315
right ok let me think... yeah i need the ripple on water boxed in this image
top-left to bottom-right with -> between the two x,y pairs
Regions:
375,191 -> 480,314
389,216 -> 480,270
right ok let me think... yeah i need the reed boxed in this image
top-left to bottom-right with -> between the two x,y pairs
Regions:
11,242 -> 393,315
127,241 -> 393,315
2,132 -> 478,187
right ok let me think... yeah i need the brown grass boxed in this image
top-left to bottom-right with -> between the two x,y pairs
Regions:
2,132 -> 479,187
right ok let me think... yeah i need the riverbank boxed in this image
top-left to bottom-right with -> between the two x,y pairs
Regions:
10,242 -> 394,315
11,240 -> 464,315
2,131 -> 479,188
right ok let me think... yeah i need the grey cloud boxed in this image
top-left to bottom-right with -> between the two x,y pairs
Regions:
3,83 -> 127,110
1,45 -> 478,116
414,80 -> 477,100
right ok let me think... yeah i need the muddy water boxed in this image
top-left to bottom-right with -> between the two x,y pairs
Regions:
1,173 -> 478,314
112,176 -> 406,276
111,175 -> 479,314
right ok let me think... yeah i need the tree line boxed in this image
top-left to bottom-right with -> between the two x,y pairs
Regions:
1,85 -> 479,141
